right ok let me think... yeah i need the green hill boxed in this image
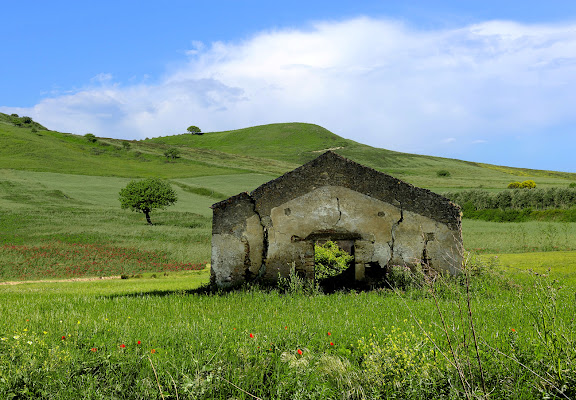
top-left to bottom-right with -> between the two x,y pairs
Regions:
145,122 -> 576,190
2,112 -> 575,190
0,112 -> 47,131
0,113 -> 292,178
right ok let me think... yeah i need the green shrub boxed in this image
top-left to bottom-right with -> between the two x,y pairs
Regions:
569,182 -> 576,188
314,241 -> 353,281
436,170 -> 451,177
84,133 -> 97,143
163,148 -> 181,160
386,265 -> 423,290
277,262 -> 320,295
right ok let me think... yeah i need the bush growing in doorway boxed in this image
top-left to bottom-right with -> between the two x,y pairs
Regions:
314,240 -> 353,281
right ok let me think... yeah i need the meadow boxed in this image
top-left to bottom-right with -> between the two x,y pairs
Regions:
1,116 -> 576,398
1,259 -> 575,399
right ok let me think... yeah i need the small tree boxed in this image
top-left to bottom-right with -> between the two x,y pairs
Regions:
187,125 -> 201,135
118,178 -> 177,225
122,141 -> 131,151
163,148 -> 180,160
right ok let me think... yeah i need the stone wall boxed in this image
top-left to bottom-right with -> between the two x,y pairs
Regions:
210,151 -> 462,287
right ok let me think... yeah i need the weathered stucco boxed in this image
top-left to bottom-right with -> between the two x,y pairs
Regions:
210,151 -> 463,287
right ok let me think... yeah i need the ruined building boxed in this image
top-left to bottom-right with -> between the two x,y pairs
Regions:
210,151 -> 462,287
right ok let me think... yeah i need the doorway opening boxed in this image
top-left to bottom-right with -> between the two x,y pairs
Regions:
313,239 -> 355,291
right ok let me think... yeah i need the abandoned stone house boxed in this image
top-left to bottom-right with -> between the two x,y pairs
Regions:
210,151 -> 463,287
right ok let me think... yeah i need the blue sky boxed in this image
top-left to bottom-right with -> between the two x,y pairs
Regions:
2,1 -> 576,172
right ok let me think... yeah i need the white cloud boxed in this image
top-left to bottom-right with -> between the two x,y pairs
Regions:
90,73 -> 114,84
3,17 -> 576,169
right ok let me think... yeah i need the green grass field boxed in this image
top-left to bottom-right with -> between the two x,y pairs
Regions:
1,114 -> 576,398
1,263 -> 575,399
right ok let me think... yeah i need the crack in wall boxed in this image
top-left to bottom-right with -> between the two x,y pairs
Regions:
335,197 -> 342,225
388,203 -> 404,265
421,232 -> 434,270
242,238 -> 252,280
248,196 -> 269,279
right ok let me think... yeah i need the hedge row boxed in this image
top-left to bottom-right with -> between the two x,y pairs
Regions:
443,188 -> 576,211
461,207 -> 576,222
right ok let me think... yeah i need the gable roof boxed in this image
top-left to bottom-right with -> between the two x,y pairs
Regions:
214,151 -> 460,229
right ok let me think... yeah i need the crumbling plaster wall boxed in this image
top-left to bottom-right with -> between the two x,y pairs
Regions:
264,185 -> 400,280
211,192 -> 263,285
210,151 -> 463,287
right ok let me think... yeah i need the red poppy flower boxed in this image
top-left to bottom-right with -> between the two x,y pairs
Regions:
137,340 -> 141,345
297,349 -> 303,355
249,333 -> 254,338
330,342 -> 334,346
327,332 -> 331,336
511,328 -> 516,332
151,349 -> 156,353
91,348 -> 97,352
61,336 -> 66,340
120,344 -> 126,348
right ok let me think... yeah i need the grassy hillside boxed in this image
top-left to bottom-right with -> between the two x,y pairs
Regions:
0,112 -> 47,130
2,112 -> 575,189
147,123 -> 348,163
0,114 -> 292,178
146,122 -> 576,190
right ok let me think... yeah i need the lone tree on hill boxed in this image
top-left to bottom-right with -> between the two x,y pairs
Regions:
187,125 -> 202,135
118,178 -> 177,225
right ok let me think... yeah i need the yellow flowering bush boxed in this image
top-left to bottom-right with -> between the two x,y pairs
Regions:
357,325 -> 444,388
